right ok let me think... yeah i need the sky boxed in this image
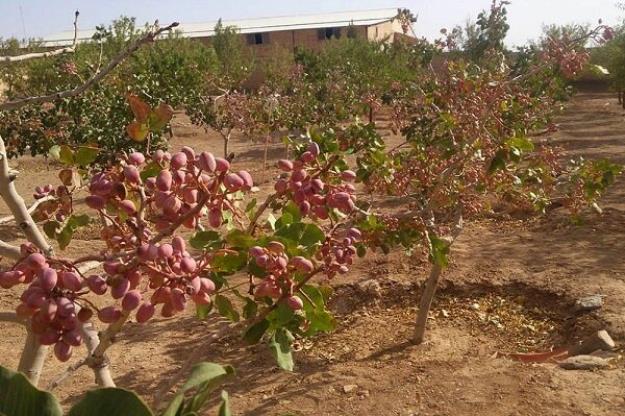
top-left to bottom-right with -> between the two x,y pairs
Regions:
0,0 -> 620,47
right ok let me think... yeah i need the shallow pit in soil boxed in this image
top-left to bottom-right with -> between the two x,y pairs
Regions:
325,279 -> 613,354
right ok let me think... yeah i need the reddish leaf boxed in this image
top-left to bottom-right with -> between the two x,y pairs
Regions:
149,103 -> 174,132
58,169 -> 76,187
126,121 -> 150,142
127,94 -> 151,122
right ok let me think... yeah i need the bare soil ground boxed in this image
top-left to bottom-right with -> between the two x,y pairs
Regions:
1,92 -> 625,415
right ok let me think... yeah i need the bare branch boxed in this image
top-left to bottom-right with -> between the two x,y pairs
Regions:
76,260 -> 101,274
0,135 -> 53,256
47,357 -> 86,391
0,11 -> 80,63
0,194 -> 54,225
0,21 -> 179,112
0,239 -> 21,259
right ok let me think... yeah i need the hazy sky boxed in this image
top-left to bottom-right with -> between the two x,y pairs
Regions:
0,0 -> 620,47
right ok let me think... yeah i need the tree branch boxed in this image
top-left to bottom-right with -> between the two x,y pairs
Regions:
0,239 -> 21,259
0,21 -> 179,112
0,194 -> 54,224
0,135 -> 53,256
0,11 -> 79,63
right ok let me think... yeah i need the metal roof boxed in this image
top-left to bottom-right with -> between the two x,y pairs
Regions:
41,8 -> 401,47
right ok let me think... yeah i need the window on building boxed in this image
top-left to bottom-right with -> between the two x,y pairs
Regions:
318,27 -> 341,40
246,33 -> 269,45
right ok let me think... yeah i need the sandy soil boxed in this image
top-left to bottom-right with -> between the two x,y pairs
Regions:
1,92 -> 624,416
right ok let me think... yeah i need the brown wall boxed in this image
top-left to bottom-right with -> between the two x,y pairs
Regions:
367,20 -> 401,42
196,24 -> 379,58
197,22 -> 403,87
241,25 -> 369,58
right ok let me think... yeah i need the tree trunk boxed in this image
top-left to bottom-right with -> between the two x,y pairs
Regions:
223,133 -> 230,159
81,321 -> 116,387
0,137 -> 53,257
263,134 -> 270,168
618,91 -> 622,105
413,263 -> 443,344
0,134 -> 54,385
17,331 -> 48,386
413,209 -> 463,344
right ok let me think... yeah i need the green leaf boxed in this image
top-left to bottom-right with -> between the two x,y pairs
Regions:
268,303 -> 296,327
160,395 -> 183,416
214,295 -> 240,322
196,303 -> 212,320
43,221 -> 60,239
274,212 -> 293,231
162,363 -> 234,416
506,136 -> 534,152
225,230 -> 255,249
245,198 -> 257,214
68,388 -> 152,416
180,363 -> 235,393
140,162 -> 162,181
57,226 -> 73,250
189,231 -> 222,250
243,318 -> 269,344
212,252 -> 247,274
0,365 -> 62,416
300,285 -> 335,335
275,222 -> 305,243
242,298 -> 258,320
283,201 -> 301,222
300,285 -> 325,310
299,224 -> 325,247
307,309 -> 335,334
66,214 -> 90,230
269,328 -> 295,371
428,234 -> 449,268
218,390 -> 231,416
48,145 -> 61,161
75,147 -> 99,167
59,145 -> 74,166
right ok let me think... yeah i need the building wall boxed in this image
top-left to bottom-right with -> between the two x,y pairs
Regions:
243,25 -> 369,58
196,22 -> 398,58
367,20 -> 407,42
197,22 -> 402,87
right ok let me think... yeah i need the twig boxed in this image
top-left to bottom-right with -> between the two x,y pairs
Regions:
0,11 -> 80,63
0,239 -> 21,259
46,357 -> 87,391
0,21 -> 179,111
0,194 -> 54,224
247,193 -> 277,234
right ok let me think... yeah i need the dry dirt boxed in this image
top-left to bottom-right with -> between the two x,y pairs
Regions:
1,91 -> 625,416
